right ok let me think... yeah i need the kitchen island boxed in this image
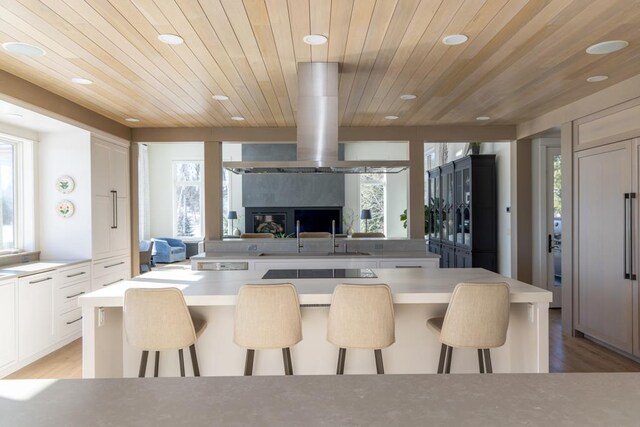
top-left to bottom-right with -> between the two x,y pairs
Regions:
79,268 -> 551,378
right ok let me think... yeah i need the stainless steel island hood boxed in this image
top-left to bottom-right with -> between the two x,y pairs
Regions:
223,63 -> 409,174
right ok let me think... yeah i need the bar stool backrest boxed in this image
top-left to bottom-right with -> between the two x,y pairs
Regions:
440,282 -> 511,349
327,284 -> 395,349
124,288 -> 197,351
234,284 -> 302,349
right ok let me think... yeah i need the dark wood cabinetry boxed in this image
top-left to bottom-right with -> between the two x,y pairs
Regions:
427,155 -> 497,272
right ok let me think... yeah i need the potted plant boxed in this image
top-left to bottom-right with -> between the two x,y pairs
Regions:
400,205 -> 430,235
467,142 -> 481,155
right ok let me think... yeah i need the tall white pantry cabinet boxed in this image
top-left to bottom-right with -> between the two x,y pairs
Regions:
91,136 -> 131,290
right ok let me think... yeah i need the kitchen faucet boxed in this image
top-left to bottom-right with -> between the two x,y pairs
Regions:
296,220 -> 303,253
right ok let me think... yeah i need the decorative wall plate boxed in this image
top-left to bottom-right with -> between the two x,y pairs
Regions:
56,200 -> 75,218
56,175 -> 75,194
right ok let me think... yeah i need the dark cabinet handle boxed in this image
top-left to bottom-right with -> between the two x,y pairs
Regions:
66,316 -> 83,325
111,190 -> 117,229
548,234 -> 553,254
66,291 -> 85,299
67,271 -> 86,278
631,193 -> 636,280
29,277 -> 52,284
104,261 -> 125,269
103,278 -> 124,287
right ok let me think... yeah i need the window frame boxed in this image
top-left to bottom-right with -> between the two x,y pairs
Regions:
0,133 -> 26,252
171,159 -> 204,238
359,173 -> 387,235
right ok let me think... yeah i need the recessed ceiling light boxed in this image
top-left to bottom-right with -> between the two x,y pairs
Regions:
303,34 -> 328,45
212,94 -> 229,101
586,75 -> 609,82
586,40 -> 628,54
476,116 -> 491,121
125,118 -> 140,122
1,42 -> 46,57
385,115 -> 399,120
71,77 -> 93,85
158,34 -> 184,45
400,94 -> 417,100
1,112 -> 23,119
231,116 -> 245,121
442,34 -> 469,46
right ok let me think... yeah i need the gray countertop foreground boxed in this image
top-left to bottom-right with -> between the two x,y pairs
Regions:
2,373 -> 640,426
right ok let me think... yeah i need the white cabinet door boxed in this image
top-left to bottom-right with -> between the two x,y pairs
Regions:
0,280 -> 17,370
110,144 -> 129,197
92,195 -> 112,258
19,272 -> 56,360
575,141 -> 633,353
110,194 -> 130,256
91,139 -> 111,197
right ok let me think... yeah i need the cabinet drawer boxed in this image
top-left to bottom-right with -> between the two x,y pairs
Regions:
92,270 -> 128,291
18,270 -> 57,287
93,256 -> 130,278
378,260 -> 436,269
58,307 -> 83,338
56,280 -> 90,313
57,264 -> 91,288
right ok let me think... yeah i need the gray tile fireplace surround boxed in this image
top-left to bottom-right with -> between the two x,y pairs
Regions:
203,238 -> 428,254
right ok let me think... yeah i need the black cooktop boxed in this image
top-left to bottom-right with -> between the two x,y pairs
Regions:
262,269 -> 378,279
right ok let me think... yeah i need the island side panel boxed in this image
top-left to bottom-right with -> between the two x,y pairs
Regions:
82,306 -> 123,378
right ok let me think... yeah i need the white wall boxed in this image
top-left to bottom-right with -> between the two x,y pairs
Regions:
344,142 -> 408,238
147,143 -> 204,238
38,130 -> 92,258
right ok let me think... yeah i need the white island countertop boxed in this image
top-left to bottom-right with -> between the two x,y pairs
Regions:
79,268 -> 551,308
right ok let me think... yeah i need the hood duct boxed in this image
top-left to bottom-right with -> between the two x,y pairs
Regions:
224,62 -> 409,174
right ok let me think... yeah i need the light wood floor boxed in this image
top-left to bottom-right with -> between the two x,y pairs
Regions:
6,309 -> 640,379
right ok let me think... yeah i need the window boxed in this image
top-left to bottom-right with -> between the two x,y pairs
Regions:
222,169 -> 230,232
0,141 -> 15,249
173,161 -> 203,237
360,173 -> 386,233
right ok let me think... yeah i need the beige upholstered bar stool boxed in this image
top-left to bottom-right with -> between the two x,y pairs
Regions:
427,282 -> 510,374
327,284 -> 395,375
234,284 -> 302,375
124,288 -> 207,377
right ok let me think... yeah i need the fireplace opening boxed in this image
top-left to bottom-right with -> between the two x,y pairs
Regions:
245,207 -> 342,235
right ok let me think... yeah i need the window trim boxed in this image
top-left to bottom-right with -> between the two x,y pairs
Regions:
0,133 -> 27,251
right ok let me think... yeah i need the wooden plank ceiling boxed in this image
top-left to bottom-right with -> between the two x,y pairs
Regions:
1,0 -> 640,128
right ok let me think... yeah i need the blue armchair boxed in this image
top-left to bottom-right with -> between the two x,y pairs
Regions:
152,237 -> 186,263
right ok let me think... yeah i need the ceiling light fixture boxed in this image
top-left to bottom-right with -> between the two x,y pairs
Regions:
303,34 -> 328,45
125,118 -> 140,122
586,75 -> 609,82
231,116 -> 245,121
385,115 -> 399,120
400,94 -> 417,100
71,77 -> 93,85
212,94 -> 229,101
158,34 -> 184,45
442,34 -> 468,46
1,42 -> 46,57
476,116 -> 491,121
585,40 -> 628,54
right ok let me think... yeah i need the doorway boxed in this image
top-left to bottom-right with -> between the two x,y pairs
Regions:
546,147 -> 562,307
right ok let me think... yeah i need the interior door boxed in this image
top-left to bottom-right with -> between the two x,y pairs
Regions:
546,147 -> 562,307
575,140 -> 633,353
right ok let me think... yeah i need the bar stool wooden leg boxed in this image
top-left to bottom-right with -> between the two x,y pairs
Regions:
138,351 -> 149,378
282,348 -> 293,375
154,351 -> 160,377
444,346 -> 453,374
336,348 -> 346,375
477,349 -> 485,374
437,344 -> 447,374
178,349 -> 185,377
189,344 -> 200,377
374,349 -> 384,375
244,349 -> 255,376
483,349 -> 493,373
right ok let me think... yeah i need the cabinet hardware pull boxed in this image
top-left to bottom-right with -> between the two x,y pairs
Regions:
624,193 -> 630,279
114,190 -> 118,229
111,190 -> 117,229
29,277 -> 52,284
66,291 -> 85,299
395,265 -> 422,268
103,279 -> 124,287
631,193 -> 636,280
67,271 -> 86,278
66,316 -> 83,325
104,261 -> 125,269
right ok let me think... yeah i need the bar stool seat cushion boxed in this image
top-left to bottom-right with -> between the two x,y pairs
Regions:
327,284 -> 395,349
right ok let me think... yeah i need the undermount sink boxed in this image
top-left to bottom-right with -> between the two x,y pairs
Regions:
257,252 -> 371,257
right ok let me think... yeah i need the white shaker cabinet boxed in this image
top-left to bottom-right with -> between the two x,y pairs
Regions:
18,271 -> 57,360
91,136 -> 130,260
0,279 -> 17,370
